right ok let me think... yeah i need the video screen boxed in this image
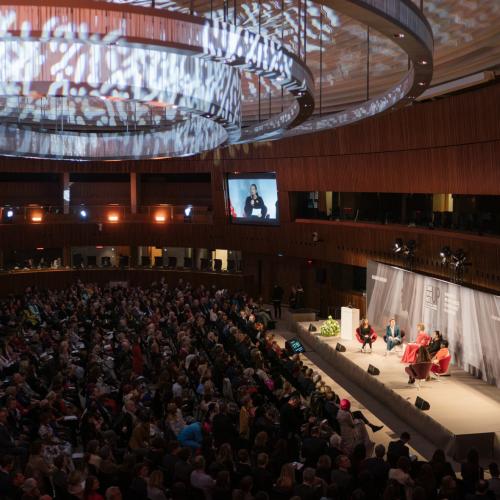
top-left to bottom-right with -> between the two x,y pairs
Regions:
227,173 -> 279,224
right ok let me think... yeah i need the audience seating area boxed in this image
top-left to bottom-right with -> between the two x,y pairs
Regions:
0,280 -> 499,500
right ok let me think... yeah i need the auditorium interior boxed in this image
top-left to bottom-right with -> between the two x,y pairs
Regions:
0,0 -> 500,499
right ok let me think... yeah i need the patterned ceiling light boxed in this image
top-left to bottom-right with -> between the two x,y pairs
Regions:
0,0 -> 433,159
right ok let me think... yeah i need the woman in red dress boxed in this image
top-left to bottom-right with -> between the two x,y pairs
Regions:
401,322 -> 431,364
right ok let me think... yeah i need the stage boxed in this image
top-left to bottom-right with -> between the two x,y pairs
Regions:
296,321 -> 500,460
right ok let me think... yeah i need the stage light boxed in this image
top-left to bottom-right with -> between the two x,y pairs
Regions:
184,206 -> 192,217
393,238 -> 404,254
155,214 -> 166,222
79,209 -> 88,219
6,209 -> 13,218
31,211 -> 43,222
107,213 -> 119,222
439,246 -> 451,264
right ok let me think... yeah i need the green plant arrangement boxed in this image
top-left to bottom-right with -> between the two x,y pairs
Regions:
319,315 -> 340,337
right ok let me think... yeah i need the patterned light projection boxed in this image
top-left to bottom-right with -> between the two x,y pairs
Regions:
0,0 -> 435,159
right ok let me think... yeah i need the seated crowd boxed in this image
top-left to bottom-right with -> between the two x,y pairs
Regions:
0,280 -> 499,500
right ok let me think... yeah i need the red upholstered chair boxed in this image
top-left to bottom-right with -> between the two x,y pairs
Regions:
355,327 -> 378,348
431,356 -> 451,379
410,361 -> 433,389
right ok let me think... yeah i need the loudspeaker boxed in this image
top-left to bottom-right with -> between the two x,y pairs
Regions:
168,256 -> 177,268
336,343 -> 346,353
154,256 -> 163,267
183,257 -> 193,268
285,338 -> 305,354
87,255 -> 97,266
415,396 -> 430,411
367,364 -> 380,376
227,259 -> 236,272
308,323 -> 317,332
141,256 -> 151,267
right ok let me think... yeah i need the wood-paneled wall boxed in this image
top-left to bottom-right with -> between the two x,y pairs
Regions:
0,83 -> 498,195
1,219 -> 499,293
70,182 -> 131,206
0,181 -> 61,206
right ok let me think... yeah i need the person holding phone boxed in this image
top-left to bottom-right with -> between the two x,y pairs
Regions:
244,183 -> 268,218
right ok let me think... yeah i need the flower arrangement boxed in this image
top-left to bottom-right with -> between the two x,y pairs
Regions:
319,315 -> 340,337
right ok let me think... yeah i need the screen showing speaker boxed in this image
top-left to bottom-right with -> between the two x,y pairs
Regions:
227,172 -> 279,224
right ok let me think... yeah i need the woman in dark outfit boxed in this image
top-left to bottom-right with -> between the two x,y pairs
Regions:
244,184 -> 268,218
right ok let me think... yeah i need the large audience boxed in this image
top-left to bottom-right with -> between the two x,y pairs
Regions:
0,279 -> 499,500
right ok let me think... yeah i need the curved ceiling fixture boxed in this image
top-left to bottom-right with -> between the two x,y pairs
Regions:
283,0 -> 434,137
0,0 -> 433,159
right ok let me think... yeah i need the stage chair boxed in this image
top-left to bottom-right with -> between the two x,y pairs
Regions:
431,356 -> 452,380
355,328 -> 378,352
410,361 -> 433,389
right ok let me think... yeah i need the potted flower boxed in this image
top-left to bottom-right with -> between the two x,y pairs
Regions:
319,315 -> 340,337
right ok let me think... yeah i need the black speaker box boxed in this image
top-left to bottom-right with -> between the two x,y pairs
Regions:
336,343 -> 346,353
308,323 -> 317,332
367,364 -> 380,376
415,396 -> 430,411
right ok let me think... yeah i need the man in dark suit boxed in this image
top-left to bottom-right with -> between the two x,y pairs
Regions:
387,432 -> 411,467
271,284 -> 284,319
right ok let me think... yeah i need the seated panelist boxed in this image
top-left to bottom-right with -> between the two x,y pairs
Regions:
356,318 -> 377,352
401,322 -> 430,364
384,318 -> 402,354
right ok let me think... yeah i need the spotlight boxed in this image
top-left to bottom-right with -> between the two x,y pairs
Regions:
393,238 -> 404,254
155,213 -> 166,223
184,206 -> 192,217
107,213 -> 119,222
2,207 -> 14,222
79,209 -> 88,219
393,238 -> 416,269
439,246 -> 451,264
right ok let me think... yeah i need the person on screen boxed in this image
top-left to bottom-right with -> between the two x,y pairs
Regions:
384,318 -> 402,354
244,184 -> 268,218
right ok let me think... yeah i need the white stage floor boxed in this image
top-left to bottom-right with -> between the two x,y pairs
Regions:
296,321 -> 500,459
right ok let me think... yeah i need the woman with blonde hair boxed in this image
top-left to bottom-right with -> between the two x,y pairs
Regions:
402,322 -> 431,364
273,463 -> 296,498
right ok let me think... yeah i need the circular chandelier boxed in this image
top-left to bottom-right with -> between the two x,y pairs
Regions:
0,0 -> 433,160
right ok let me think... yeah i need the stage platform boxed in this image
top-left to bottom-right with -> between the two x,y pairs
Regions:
296,321 -> 500,460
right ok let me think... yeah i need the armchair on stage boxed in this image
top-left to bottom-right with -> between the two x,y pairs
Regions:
431,356 -> 452,378
355,327 -> 378,351
407,361 -> 433,389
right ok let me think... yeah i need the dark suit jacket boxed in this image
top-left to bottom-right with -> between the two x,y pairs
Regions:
385,325 -> 401,339
387,439 -> 410,467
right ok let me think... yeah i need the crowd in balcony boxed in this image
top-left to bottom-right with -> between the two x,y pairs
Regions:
0,280 -> 499,500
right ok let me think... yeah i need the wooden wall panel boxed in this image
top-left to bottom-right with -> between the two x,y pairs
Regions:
70,182 -> 130,206
0,84 -> 497,195
1,220 -> 500,293
141,181 -> 212,206
0,181 -> 61,206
